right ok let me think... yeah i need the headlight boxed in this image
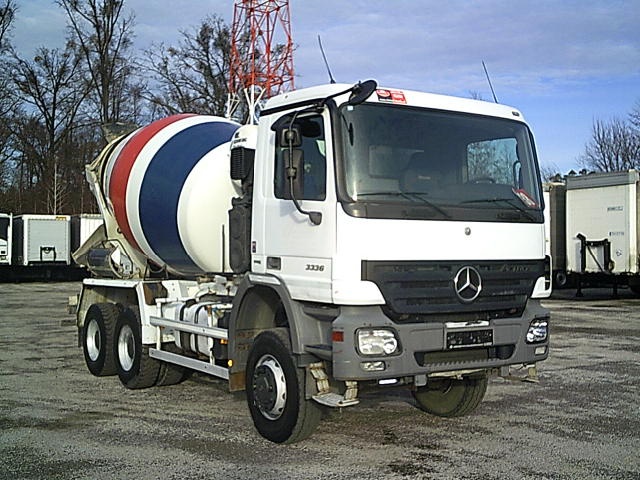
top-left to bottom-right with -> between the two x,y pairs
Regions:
527,318 -> 548,343
357,329 -> 399,356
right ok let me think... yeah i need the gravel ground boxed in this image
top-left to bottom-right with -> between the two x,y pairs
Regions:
0,282 -> 638,480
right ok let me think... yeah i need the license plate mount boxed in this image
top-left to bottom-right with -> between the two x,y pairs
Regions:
446,329 -> 493,349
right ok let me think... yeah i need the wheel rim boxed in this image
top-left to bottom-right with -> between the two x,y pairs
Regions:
252,354 -> 287,420
86,318 -> 101,362
117,324 -> 135,372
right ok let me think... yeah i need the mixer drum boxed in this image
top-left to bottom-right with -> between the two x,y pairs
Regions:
103,114 -> 240,276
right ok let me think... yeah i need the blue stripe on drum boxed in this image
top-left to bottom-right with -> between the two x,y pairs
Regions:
138,120 -> 238,275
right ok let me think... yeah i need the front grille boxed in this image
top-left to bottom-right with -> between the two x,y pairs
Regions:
362,260 -> 544,322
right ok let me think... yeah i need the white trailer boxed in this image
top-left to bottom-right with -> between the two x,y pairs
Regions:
12,214 -> 72,266
71,214 -> 104,253
565,170 -> 640,292
75,81 -> 551,443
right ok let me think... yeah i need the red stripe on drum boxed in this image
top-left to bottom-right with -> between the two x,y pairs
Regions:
109,113 -> 195,250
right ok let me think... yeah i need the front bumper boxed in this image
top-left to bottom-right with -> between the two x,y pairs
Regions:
331,299 -> 549,381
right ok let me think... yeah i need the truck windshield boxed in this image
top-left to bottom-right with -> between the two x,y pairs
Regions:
337,103 -> 543,223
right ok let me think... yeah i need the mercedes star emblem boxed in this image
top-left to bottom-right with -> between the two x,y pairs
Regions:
454,266 -> 482,303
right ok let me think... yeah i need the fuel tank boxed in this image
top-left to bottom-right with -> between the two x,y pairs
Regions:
102,114 -> 240,276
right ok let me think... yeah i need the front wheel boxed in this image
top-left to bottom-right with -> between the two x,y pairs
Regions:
413,374 -> 488,417
114,308 -> 160,389
246,328 -> 322,443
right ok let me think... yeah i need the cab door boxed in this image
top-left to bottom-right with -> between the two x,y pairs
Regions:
254,111 -> 336,303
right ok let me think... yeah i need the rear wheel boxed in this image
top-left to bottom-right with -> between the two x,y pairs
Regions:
114,308 -> 160,389
413,374 -> 488,417
156,345 -> 191,387
246,328 -> 322,443
82,303 -> 119,377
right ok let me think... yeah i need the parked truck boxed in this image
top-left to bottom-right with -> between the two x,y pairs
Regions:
74,80 -> 551,443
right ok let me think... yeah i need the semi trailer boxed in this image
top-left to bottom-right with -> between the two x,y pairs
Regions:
545,170 -> 640,294
12,214 -> 72,266
74,80 -> 551,443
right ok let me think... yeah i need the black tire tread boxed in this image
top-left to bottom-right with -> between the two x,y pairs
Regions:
246,327 -> 322,444
115,307 -> 161,390
156,344 -> 191,387
413,374 -> 488,417
83,303 -> 119,377
270,328 -> 322,444
123,345 -> 161,389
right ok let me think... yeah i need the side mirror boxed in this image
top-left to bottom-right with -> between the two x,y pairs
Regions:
280,125 -> 302,148
272,115 -> 302,147
283,148 -> 304,199
348,79 -> 378,106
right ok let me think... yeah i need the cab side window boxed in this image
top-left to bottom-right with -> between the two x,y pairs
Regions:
274,115 -> 326,201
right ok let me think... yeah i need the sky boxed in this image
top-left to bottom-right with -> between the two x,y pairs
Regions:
9,0 -> 640,174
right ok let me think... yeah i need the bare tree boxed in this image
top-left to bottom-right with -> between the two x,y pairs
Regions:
57,0 -> 137,130
630,99 -> 640,132
0,0 -> 15,50
0,1 -> 19,209
12,44 -> 87,213
539,162 -> 562,182
142,15 -> 231,117
579,117 -> 640,172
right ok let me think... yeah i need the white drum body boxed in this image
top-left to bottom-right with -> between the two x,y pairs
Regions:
103,114 -> 240,276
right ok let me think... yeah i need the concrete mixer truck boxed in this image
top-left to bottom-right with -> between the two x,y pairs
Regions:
74,80 -> 551,443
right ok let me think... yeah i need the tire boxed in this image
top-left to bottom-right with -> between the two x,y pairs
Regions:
82,303 -> 119,377
553,270 -> 568,289
413,374 -> 488,417
246,328 -> 322,443
156,344 -> 191,387
114,307 -> 161,389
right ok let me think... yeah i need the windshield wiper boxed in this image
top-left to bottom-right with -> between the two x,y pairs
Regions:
356,192 -> 451,219
460,197 -> 536,221
402,192 -> 451,219
357,191 -> 414,201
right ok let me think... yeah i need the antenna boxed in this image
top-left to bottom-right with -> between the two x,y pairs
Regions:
482,60 -> 499,104
318,35 -> 336,84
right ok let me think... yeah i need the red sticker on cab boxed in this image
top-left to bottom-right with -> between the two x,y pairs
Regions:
376,89 -> 406,104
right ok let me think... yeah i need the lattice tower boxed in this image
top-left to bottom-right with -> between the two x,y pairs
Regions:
227,0 -> 295,123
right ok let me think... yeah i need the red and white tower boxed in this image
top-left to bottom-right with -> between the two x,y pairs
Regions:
227,0 -> 295,123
